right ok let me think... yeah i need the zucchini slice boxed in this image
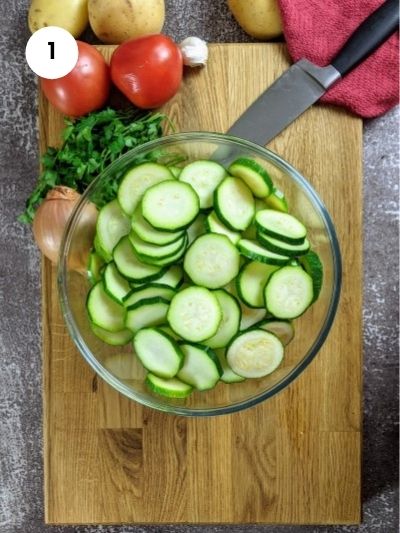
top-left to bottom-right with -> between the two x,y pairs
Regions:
168,286 -> 222,342
96,199 -> 130,262
177,343 -> 222,390
179,160 -> 227,209
214,177 -> 255,231
238,239 -> 290,266
264,187 -> 288,212
184,233 -> 240,289
205,211 -> 241,245
113,236 -> 166,282
228,157 -> 273,198
90,323 -> 133,346
103,262 -> 131,303
255,319 -> 294,346
159,325 -> 181,341
125,297 -> 170,333
142,180 -> 200,231
129,231 -> 187,261
227,329 -> 284,378
87,282 -> 126,332
236,261 -> 279,308
257,232 -> 310,257
132,207 -> 184,245
87,251 -> 105,284
255,209 -> 307,245
118,162 -> 174,216
187,214 -> 207,245
144,236 -> 188,267
133,328 -> 184,378
168,166 -> 182,178
265,266 -> 313,319
146,373 -> 193,398
123,283 -> 176,308
239,303 -> 266,330
299,250 -> 324,302
204,289 -> 241,349
155,265 -> 184,288
215,349 -> 245,383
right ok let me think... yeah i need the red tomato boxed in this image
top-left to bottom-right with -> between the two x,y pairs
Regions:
111,34 -> 183,109
41,42 -> 110,117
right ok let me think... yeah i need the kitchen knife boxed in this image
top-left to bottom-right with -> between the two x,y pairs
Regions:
228,0 -> 399,145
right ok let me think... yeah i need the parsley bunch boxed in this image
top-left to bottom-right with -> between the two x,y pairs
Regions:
19,108 -> 167,224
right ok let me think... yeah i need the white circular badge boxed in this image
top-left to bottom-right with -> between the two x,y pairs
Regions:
25,26 -> 79,79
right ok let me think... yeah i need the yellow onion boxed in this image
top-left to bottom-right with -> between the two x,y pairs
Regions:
32,186 -> 98,272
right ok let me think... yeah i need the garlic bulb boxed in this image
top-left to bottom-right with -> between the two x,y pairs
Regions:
179,37 -> 208,67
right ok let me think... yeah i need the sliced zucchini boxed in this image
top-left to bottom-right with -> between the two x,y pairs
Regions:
239,303 -> 266,330
96,199 -> 131,262
123,283 -> 176,307
265,187 -> 288,213
238,239 -> 290,266
265,266 -> 313,319
214,177 -> 255,231
125,297 -> 170,333
103,262 -> 131,303
204,290 -> 241,349
169,166 -> 182,178
215,349 -> 245,383
255,210 -> 307,245
177,343 -> 222,390
228,157 -> 273,198
241,222 -> 257,240
155,265 -> 184,288
184,233 -> 240,289
94,234 -> 110,263
255,319 -> 294,346
187,213 -> 206,245
236,261 -> 279,308
142,180 -> 200,231
146,373 -> 193,398
227,329 -> 284,378
129,231 -> 187,261
179,160 -> 227,209
87,281 -> 126,332
159,325 -> 181,340
133,328 -> 183,378
257,232 -> 310,257
168,286 -> 222,342
131,207 -> 184,246
90,323 -> 133,346
118,162 -> 174,216
87,251 -> 105,284
205,211 -> 241,245
145,236 -> 188,267
113,236 -> 166,282
299,250 -> 324,302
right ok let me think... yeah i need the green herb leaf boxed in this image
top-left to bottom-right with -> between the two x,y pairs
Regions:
20,108 -> 166,224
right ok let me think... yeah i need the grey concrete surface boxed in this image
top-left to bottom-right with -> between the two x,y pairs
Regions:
0,1 -> 398,532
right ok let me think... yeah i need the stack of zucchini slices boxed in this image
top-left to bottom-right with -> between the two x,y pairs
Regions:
86,157 -> 323,398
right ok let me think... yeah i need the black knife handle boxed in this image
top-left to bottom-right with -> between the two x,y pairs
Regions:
331,0 -> 399,76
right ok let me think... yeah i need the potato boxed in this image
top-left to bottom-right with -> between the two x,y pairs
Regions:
28,0 -> 89,37
227,0 -> 283,40
88,0 -> 165,44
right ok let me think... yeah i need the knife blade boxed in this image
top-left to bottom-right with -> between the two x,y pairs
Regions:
227,0 -> 399,146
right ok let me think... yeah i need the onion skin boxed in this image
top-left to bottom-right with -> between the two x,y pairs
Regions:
32,186 -> 98,272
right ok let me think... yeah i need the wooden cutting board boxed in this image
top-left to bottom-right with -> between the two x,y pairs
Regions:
41,44 -> 362,525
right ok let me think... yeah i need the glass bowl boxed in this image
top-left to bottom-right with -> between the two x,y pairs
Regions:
58,132 -> 341,416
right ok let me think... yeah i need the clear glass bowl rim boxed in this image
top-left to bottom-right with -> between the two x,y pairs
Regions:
58,131 -> 342,417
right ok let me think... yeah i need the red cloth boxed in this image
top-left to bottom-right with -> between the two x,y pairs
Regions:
278,0 -> 399,117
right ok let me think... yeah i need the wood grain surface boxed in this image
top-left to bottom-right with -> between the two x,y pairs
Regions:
41,44 -> 362,525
